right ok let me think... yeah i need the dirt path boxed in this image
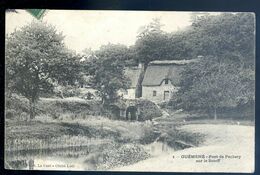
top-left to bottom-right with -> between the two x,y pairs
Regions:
113,124 -> 254,173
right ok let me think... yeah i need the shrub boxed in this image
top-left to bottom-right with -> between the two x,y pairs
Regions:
5,94 -> 108,121
136,99 -> 162,120
6,160 -> 28,169
38,98 -> 106,119
139,125 -> 161,144
62,86 -> 81,97
5,109 -> 16,119
157,101 -> 168,109
157,129 -> 205,150
5,95 -> 30,120
100,143 -> 150,169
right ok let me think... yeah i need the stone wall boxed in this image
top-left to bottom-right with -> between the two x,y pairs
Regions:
142,81 -> 178,103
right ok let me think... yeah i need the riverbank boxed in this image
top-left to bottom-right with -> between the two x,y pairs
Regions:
5,117 -> 154,170
5,96 -> 254,171
114,124 -> 255,173
5,114 -> 204,170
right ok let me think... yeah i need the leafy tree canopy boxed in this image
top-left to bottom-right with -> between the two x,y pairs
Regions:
85,44 -> 131,104
6,21 -> 81,118
135,18 -> 168,68
170,13 -> 255,119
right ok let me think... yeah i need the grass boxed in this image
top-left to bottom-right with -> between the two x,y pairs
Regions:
179,119 -> 254,126
5,94 -> 163,170
155,110 -> 254,126
5,117 -> 155,170
8,94 -> 253,170
6,116 -> 155,142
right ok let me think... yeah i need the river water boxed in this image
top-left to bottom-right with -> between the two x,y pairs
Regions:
5,141 -> 174,171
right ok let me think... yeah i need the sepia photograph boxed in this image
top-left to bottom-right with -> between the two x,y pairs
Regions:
5,10 -> 255,172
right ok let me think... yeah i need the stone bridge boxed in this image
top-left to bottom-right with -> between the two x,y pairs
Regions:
109,99 -> 142,121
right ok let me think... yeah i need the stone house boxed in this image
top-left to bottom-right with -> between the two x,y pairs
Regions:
122,59 -> 198,103
118,63 -> 143,99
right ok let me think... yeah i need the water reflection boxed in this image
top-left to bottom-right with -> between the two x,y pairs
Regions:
5,143 -> 110,170
6,140 -> 174,170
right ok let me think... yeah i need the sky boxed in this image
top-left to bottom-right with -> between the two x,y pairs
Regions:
6,10 -> 194,53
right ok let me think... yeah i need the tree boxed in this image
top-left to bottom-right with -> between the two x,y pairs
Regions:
171,13 -> 255,119
188,13 -> 255,63
85,44 -> 131,104
173,56 -> 254,119
135,18 -> 168,69
5,21 -> 81,118
134,18 -> 170,97
160,13 -> 255,62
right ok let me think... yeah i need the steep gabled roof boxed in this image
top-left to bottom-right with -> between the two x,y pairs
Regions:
142,59 -> 198,86
124,67 -> 142,88
142,64 -> 184,86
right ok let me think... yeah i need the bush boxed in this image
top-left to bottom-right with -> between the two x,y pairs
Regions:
157,101 -> 168,109
139,125 -> 161,144
37,98 -> 107,120
157,129 -> 205,150
5,94 -> 108,121
5,95 -> 30,120
100,143 -> 150,169
136,99 -> 162,120
5,109 -> 16,119
6,160 -> 28,170
62,86 -> 81,97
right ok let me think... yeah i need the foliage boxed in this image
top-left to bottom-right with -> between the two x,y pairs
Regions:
5,21 -> 81,118
5,94 -> 30,121
134,18 -> 169,96
134,13 -> 255,63
157,130 -> 205,150
85,44 -> 131,104
162,13 -> 255,61
135,18 -> 168,68
101,143 -> 150,169
172,57 -> 255,119
38,98 -> 106,120
170,13 -> 255,119
189,13 -> 255,63
58,85 -> 81,98
136,99 -> 163,120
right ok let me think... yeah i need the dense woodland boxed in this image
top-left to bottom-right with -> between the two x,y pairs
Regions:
6,12 -> 255,120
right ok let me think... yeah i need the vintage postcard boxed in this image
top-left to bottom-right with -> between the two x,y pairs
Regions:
5,10 -> 255,172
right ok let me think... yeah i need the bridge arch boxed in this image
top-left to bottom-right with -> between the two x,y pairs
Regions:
126,106 -> 138,121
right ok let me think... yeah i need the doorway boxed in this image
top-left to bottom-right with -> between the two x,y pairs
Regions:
164,91 -> 170,100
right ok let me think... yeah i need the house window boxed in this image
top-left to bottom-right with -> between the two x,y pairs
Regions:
165,79 -> 169,84
153,90 -> 157,96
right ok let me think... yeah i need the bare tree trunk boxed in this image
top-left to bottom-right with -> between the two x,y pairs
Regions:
29,99 -> 36,119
